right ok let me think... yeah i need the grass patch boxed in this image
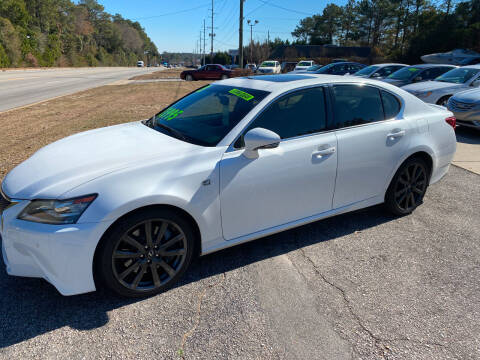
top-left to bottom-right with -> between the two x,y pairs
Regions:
130,69 -> 184,80
0,81 -> 210,179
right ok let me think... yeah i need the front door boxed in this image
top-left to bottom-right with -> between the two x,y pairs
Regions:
219,86 -> 338,240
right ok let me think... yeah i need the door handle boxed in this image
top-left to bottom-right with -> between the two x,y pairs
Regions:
312,147 -> 336,158
387,130 -> 405,139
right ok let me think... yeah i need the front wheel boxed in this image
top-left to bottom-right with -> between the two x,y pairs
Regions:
97,209 -> 195,298
437,96 -> 450,107
385,157 -> 429,216
221,74 -> 228,80
185,74 -> 193,81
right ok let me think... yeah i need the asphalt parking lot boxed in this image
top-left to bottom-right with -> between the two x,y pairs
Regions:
0,164 -> 479,360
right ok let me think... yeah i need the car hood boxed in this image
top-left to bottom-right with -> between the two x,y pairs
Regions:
402,81 -> 463,93
452,88 -> 480,103
2,122 -> 200,199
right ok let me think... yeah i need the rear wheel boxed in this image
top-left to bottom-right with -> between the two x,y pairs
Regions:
185,74 -> 193,81
97,209 -> 195,298
385,157 -> 429,216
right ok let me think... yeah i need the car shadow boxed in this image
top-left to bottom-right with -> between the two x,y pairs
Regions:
0,205 -> 395,348
456,126 -> 480,144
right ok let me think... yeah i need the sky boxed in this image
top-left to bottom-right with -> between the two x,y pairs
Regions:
98,0 -> 347,53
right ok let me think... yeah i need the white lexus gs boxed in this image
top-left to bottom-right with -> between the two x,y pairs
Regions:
0,74 -> 457,297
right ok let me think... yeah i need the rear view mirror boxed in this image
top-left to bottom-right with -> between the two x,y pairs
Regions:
371,72 -> 381,78
413,76 -> 423,82
243,128 -> 281,159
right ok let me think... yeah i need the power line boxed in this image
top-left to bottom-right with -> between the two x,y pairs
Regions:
132,3 -> 210,20
255,0 -> 312,16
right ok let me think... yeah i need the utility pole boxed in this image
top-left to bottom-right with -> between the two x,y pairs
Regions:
239,0 -> 244,67
199,30 -> 202,66
209,0 -> 215,61
247,19 -> 258,63
203,19 -> 206,66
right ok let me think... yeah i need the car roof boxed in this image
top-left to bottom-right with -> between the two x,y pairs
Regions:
461,64 -> 480,69
373,63 -> 408,67
218,74 -> 401,93
411,64 -> 456,68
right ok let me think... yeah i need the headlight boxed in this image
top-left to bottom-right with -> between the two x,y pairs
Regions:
18,194 -> 97,225
417,91 -> 432,98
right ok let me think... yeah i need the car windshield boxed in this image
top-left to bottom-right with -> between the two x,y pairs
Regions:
435,68 -> 480,84
150,84 -> 270,146
388,66 -> 422,80
306,65 -> 323,71
297,61 -> 311,66
354,65 -> 379,76
316,63 -> 336,73
260,62 -> 275,67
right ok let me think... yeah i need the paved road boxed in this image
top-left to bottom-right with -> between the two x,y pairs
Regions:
0,165 -> 478,359
0,67 -> 158,112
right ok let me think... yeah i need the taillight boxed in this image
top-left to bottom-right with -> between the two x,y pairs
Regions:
445,116 -> 456,129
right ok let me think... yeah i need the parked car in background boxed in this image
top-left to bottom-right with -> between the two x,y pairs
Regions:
136,61 -> 144,67
447,88 -> 480,129
0,74 -> 456,297
402,65 -> 480,105
256,60 -> 281,74
281,62 -> 297,73
292,62 -> 366,75
294,60 -> 315,71
332,58 -> 347,63
351,63 -> 407,79
421,49 -> 480,65
180,64 -> 233,81
382,64 -> 456,87
245,63 -> 257,71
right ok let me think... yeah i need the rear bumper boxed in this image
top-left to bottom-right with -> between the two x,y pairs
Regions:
1,201 -> 114,296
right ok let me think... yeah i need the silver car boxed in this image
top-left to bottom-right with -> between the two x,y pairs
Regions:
447,88 -> 480,129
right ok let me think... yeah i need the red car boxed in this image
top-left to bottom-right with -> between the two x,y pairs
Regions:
180,64 -> 233,81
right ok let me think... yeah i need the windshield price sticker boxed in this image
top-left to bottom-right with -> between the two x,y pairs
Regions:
229,88 -> 254,101
157,107 -> 184,121
408,68 -> 419,72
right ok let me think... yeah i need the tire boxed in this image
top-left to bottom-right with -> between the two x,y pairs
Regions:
385,157 -> 429,216
437,96 -> 450,107
185,74 -> 193,81
221,74 -> 228,80
97,208 -> 196,298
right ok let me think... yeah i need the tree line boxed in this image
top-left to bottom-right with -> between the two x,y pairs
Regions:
0,0 -> 158,67
291,0 -> 480,63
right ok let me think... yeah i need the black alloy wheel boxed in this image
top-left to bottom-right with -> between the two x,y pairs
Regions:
98,209 -> 195,297
386,158 -> 429,215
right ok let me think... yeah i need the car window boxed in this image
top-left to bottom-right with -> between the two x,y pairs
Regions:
331,64 -> 347,74
153,84 -> 269,147
378,66 -> 399,77
234,87 -> 327,148
381,90 -> 401,119
332,85 -> 384,128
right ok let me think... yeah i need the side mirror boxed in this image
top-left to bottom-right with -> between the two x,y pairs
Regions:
243,128 -> 281,159
471,79 -> 480,87
413,76 -> 423,82
371,72 -> 381,78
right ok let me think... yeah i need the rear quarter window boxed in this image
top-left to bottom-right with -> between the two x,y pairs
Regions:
381,91 -> 401,119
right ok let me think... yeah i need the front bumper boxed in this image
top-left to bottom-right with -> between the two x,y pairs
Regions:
1,201 -> 114,296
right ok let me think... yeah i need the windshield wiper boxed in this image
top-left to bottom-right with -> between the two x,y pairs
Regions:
155,122 -> 188,142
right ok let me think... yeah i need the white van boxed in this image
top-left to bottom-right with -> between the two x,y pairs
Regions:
137,61 -> 144,67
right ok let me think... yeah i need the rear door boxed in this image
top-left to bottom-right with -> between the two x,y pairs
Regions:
330,84 -> 413,208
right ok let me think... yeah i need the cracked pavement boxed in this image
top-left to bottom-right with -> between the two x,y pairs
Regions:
1,165 -> 479,359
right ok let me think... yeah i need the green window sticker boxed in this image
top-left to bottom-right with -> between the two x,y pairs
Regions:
229,88 -> 254,101
157,107 -> 184,121
195,84 -> 211,93
408,68 -> 419,72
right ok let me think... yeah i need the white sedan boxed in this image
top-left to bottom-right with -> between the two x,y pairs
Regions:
402,65 -> 480,105
0,74 -> 457,297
